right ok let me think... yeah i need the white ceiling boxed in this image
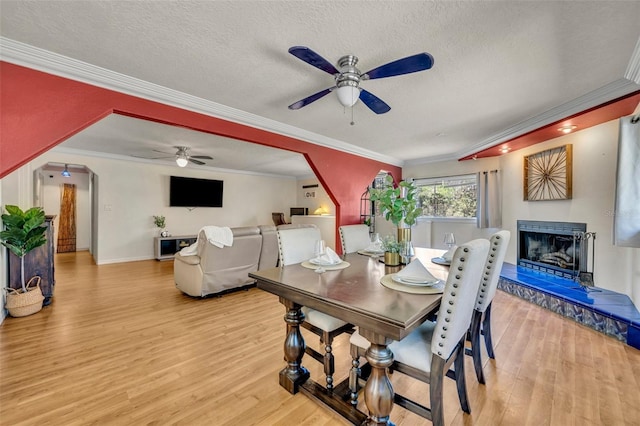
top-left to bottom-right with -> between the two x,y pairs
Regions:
2,1 -> 639,177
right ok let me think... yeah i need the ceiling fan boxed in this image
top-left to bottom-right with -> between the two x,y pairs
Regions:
146,146 -> 213,167
287,46 -> 434,114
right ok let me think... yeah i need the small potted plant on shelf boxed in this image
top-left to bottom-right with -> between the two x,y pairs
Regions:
153,215 -> 168,237
0,205 -> 47,317
368,174 -> 422,243
381,234 -> 401,266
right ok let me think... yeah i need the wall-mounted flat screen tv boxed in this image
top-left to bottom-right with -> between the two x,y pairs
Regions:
170,176 -> 223,207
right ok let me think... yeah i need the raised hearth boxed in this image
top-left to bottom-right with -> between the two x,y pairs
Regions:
499,263 -> 640,350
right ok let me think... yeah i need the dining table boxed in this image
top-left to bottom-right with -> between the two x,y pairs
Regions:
249,247 -> 449,425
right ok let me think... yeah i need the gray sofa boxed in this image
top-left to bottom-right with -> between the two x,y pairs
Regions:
173,224 -> 315,297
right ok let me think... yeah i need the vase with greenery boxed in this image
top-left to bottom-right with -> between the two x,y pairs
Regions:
368,174 -> 422,242
153,215 -> 167,236
381,234 -> 401,266
0,205 -> 48,316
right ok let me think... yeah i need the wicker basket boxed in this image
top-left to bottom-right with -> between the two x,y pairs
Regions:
5,276 -> 44,317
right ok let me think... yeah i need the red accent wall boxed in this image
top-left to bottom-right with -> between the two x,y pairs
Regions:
0,62 -> 401,249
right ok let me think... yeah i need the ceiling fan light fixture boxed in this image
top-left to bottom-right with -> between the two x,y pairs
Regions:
336,85 -> 360,107
176,153 -> 189,167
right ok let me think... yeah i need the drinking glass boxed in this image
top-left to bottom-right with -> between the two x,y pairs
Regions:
370,233 -> 382,252
314,240 -> 326,273
400,240 -> 414,264
443,233 -> 456,250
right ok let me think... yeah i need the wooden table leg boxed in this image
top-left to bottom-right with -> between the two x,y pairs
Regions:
360,329 -> 395,426
279,297 -> 310,394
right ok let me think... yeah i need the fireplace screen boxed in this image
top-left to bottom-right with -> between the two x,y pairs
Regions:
517,220 -> 587,279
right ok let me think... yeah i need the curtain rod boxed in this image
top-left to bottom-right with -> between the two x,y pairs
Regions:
412,172 -> 479,180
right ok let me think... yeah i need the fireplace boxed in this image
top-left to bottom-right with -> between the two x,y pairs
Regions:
517,220 -> 587,279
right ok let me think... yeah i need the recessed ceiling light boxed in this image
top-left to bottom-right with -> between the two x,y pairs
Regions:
558,125 -> 577,134
500,147 -> 510,154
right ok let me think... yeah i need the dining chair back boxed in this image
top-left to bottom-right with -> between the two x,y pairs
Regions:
276,226 -> 353,391
468,230 -> 510,383
349,238 -> 489,425
339,224 -> 371,254
276,226 -> 321,266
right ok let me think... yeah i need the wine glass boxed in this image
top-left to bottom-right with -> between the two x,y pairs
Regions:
400,240 -> 414,264
314,240 -> 326,273
370,233 -> 382,252
443,233 -> 456,250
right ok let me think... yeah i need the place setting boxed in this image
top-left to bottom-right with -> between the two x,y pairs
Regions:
431,232 -> 456,266
357,232 -> 385,257
301,240 -> 350,273
380,258 -> 445,294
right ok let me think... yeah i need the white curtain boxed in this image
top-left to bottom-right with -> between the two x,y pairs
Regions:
614,115 -> 640,247
477,170 -> 501,228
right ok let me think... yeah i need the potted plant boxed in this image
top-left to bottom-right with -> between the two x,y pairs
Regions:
153,215 -> 168,237
381,234 -> 401,266
369,174 -> 422,242
0,205 -> 48,317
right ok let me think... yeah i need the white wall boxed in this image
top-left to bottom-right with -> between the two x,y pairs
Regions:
2,151 -> 297,265
404,120 -> 639,309
294,177 -> 335,218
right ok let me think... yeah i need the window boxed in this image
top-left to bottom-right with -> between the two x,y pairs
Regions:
414,174 -> 477,218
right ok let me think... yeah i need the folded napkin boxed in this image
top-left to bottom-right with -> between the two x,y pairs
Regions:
364,242 -> 384,253
396,259 -> 438,283
442,245 -> 458,261
202,226 -> 234,248
313,247 -> 342,265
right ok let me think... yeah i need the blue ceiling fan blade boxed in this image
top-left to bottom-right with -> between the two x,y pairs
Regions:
289,46 -> 339,75
364,53 -> 434,80
359,89 -> 391,114
288,87 -> 335,110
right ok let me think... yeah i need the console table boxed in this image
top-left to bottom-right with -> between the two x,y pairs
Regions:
154,235 -> 197,260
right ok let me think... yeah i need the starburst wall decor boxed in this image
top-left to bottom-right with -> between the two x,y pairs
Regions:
523,144 -> 572,201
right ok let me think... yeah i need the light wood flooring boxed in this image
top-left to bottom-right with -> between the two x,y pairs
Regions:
1,251 -> 639,425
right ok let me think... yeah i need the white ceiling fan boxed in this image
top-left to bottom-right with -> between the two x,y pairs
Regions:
139,146 -> 213,167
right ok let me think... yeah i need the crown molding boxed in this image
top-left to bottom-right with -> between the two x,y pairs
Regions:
0,37 -> 403,168
50,147 -> 300,180
456,78 -> 640,160
625,36 -> 640,84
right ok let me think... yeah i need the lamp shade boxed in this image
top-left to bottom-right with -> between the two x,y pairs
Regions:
61,164 -> 71,177
336,85 -> 360,107
176,155 -> 189,167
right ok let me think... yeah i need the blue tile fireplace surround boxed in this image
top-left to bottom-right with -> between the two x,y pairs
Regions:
498,263 -> 640,350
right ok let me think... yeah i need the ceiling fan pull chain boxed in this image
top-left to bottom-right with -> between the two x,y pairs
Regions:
351,105 -> 355,126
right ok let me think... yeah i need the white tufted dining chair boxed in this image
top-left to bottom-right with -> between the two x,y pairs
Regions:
349,238 -> 489,425
276,227 -> 354,391
468,230 -> 510,384
339,224 -> 372,254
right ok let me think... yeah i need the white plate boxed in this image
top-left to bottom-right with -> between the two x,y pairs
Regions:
358,249 -> 384,255
431,257 -> 451,266
309,257 -> 341,266
391,274 -> 439,287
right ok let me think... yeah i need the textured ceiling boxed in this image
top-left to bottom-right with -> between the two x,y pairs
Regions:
1,1 -> 639,177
